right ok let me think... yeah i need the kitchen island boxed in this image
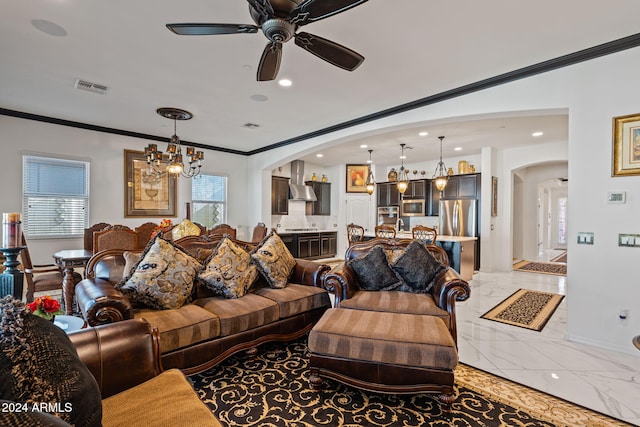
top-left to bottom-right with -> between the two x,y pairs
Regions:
363,232 -> 477,280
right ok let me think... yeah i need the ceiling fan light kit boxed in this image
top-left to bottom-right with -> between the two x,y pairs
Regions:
166,0 -> 368,81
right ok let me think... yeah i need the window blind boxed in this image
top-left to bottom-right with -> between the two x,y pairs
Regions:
191,174 -> 227,229
22,155 -> 89,238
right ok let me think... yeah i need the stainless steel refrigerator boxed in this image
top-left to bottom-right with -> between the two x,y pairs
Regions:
439,199 -> 478,237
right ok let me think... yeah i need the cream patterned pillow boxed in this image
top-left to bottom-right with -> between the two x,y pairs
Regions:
171,218 -> 201,240
117,237 -> 202,309
250,231 -> 296,289
199,237 -> 258,298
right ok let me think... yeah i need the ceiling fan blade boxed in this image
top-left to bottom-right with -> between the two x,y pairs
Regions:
289,0 -> 369,25
294,32 -> 364,71
166,23 -> 258,35
246,0 -> 275,20
257,42 -> 282,81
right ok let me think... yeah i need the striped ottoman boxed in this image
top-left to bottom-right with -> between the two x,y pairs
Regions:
308,308 -> 458,411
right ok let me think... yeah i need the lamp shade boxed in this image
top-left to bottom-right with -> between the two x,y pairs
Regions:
435,175 -> 448,192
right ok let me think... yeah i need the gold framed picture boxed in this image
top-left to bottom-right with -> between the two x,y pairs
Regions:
346,164 -> 369,193
491,176 -> 498,217
124,149 -> 177,217
612,113 -> 640,176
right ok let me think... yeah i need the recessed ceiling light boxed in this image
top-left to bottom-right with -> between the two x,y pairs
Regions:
532,131 -> 544,137
360,144 -> 368,148
316,154 -> 323,158
278,79 -> 292,87
454,147 -> 462,151
250,94 -> 268,102
419,131 -> 428,137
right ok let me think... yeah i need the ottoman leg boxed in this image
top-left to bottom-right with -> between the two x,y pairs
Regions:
309,368 -> 323,391
438,390 -> 455,413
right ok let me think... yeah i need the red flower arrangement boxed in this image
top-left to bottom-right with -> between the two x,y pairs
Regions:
150,218 -> 173,238
26,295 -> 64,320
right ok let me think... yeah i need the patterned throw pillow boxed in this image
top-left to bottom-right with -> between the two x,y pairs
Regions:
250,231 -> 296,289
171,219 -> 201,240
117,237 -> 202,309
391,240 -> 446,293
0,296 -> 102,427
199,237 -> 258,298
347,245 -> 403,291
122,250 -> 142,280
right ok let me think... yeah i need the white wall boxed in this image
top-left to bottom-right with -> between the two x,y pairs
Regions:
0,116 -> 249,262
247,46 -> 640,355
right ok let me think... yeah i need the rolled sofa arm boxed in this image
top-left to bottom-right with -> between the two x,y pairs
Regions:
290,258 -> 331,287
323,264 -> 359,305
75,278 -> 134,326
68,319 -> 162,399
431,267 -> 471,311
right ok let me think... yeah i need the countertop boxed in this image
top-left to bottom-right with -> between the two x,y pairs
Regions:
363,231 -> 477,242
276,229 -> 338,234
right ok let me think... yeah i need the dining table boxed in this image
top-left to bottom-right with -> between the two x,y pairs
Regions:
52,249 -> 92,315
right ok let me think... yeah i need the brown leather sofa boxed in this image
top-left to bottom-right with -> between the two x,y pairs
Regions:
68,319 -> 221,426
311,238 -> 471,410
75,235 -> 331,374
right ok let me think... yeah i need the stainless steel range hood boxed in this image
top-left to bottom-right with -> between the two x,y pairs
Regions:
289,160 -> 317,201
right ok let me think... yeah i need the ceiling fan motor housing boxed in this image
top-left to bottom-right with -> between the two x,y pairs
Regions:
261,19 -> 295,43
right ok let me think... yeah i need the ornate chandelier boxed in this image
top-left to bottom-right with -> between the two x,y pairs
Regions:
145,108 -> 204,178
365,149 -> 375,195
433,136 -> 448,191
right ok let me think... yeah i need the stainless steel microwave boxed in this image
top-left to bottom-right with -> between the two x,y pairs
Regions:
401,199 -> 425,216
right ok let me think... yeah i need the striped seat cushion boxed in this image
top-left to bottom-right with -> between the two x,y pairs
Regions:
308,308 -> 457,370
252,284 -> 331,319
194,294 -> 279,337
339,291 -> 451,329
134,304 -> 220,353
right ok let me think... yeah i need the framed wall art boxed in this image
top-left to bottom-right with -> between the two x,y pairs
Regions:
345,164 -> 369,193
124,149 -> 176,217
491,176 -> 498,217
612,113 -> 640,176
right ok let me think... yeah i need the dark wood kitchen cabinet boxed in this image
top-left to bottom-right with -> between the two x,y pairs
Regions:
376,182 -> 401,207
297,234 -> 321,259
277,231 -> 337,260
320,232 -> 337,257
429,180 -> 441,216
441,173 -> 481,200
404,180 -> 426,199
271,176 -> 289,215
305,181 -> 331,216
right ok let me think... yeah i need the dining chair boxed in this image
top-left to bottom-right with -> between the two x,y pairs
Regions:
251,222 -> 268,243
93,228 -> 139,253
374,225 -> 396,238
83,222 -> 111,252
135,222 -> 159,249
20,233 -> 82,303
347,223 -> 365,245
412,225 -> 438,244
208,223 -> 237,239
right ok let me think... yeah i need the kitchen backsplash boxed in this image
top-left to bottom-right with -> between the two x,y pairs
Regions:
410,215 -> 439,230
272,200 -> 338,231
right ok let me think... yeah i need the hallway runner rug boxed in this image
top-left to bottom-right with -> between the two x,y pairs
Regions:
189,338 -> 630,427
550,250 -> 567,263
481,288 -> 565,332
513,260 -> 567,276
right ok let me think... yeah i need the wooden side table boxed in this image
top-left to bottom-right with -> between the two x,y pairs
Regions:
52,249 -> 92,314
0,246 -> 26,300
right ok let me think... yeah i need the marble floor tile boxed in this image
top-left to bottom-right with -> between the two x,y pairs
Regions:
459,270 -> 640,426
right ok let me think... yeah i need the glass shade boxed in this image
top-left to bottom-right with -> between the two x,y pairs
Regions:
435,175 -> 448,191
366,183 -> 375,195
166,162 -> 184,174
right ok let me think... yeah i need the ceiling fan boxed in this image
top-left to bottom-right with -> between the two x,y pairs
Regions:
166,0 -> 368,81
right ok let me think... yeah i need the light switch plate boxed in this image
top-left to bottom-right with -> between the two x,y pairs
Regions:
608,191 -> 626,203
577,232 -> 594,245
618,234 -> 640,247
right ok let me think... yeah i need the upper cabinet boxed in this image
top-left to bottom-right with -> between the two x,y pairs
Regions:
271,176 -> 289,215
376,182 -> 401,207
305,181 -> 331,216
441,173 -> 481,200
404,179 -> 427,199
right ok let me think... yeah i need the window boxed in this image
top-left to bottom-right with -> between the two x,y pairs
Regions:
191,174 -> 227,229
23,155 -> 89,238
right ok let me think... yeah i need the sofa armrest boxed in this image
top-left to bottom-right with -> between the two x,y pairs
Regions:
68,319 -> 162,399
290,258 -> 331,287
430,267 -> 470,345
75,278 -> 134,326
323,264 -> 360,305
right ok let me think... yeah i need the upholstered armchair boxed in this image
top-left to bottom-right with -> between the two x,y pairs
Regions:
324,238 -> 470,344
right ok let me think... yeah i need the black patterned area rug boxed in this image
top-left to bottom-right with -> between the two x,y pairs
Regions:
481,289 -> 565,332
513,260 -> 567,276
188,339 -> 628,427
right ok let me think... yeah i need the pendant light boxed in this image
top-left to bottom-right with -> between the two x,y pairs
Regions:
396,143 -> 409,194
433,136 -> 448,192
365,149 -> 375,195
145,108 -> 204,179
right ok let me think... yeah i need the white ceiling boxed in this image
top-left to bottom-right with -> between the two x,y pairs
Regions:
2,0 -> 640,165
